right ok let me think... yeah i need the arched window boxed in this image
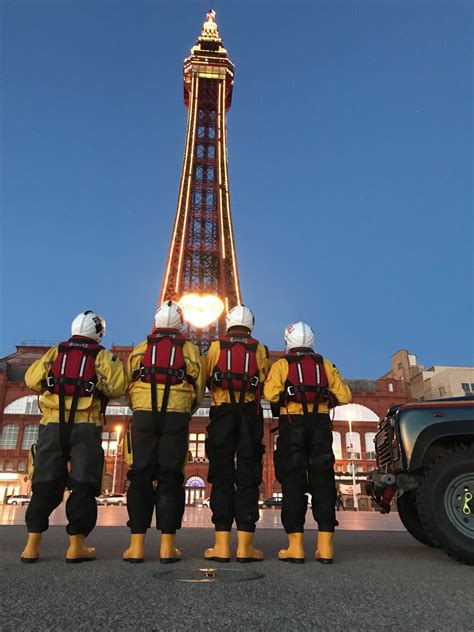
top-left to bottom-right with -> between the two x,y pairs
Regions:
333,403 -> 378,423
365,433 -> 377,460
22,425 -> 39,450
332,432 -> 342,460
0,425 -> 19,450
345,431 -> 361,460
185,476 -> 206,488
4,396 -> 40,415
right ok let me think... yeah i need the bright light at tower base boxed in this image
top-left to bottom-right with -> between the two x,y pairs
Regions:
178,293 -> 224,328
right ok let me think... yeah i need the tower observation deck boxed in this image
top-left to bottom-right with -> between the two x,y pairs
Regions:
159,10 -> 242,349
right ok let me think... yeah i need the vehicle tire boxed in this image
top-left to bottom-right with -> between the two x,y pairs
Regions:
397,491 -> 435,548
417,444 -> 474,565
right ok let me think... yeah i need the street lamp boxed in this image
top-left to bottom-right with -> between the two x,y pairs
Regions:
112,425 -> 122,495
347,419 -> 358,511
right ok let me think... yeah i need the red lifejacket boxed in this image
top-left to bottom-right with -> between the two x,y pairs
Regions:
284,349 -> 329,411
45,336 -> 105,427
137,331 -> 189,385
135,330 -> 194,414
46,337 -> 103,398
212,334 -> 260,404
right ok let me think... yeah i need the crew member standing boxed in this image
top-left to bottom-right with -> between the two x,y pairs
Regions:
21,311 -> 127,563
204,306 -> 270,563
264,322 -> 351,564
123,301 -> 205,564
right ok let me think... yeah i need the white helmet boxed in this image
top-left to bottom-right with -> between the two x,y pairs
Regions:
284,322 -> 315,351
225,305 -> 255,332
154,300 -> 184,330
71,310 -> 106,342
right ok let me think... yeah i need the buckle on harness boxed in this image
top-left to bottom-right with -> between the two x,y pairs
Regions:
176,369 -> 185,381
250,376 -> 259,388
46,376 -> 55,389
287,385 -> 296,397
84,381 -> 96,394
214,371 -> 223,383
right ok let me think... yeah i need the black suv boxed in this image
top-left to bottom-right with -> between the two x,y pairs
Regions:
367,396 -> 473,565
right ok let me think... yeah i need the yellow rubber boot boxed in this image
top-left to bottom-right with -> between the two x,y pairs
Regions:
315,531 -> 334,565
66,534 -> 96,564
123,534 -> 145,564
236,531 -> 264,563
204,531 -> 231,563
278,532 -> 305,564
21,533 -> 42,563
160,533 -> 182,564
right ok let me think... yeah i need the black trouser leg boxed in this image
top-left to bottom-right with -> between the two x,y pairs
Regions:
25,424 -> 68,533
235,404 -> 264,532
66,483 -> 98,536
66,423 -> 104,536
206,405 -> 238,532
308,414 -> 337,532
127,411 -> 159,533
277,416 -> 309,534
155,412 -> 189,534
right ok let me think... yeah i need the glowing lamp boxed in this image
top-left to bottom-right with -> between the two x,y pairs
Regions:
179,293 -> 224,328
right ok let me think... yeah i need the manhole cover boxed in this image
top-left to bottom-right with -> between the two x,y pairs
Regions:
153,567 -> 264,583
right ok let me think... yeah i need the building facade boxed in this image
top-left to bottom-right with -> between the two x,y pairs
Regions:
383,349 -> 474,401
0,343 -> 409,508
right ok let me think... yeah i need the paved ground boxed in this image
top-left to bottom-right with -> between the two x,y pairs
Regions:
1,526 -> 472,631
0,505 -> 404,531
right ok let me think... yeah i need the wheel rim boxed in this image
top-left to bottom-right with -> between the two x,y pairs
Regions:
444,473 -> 474,538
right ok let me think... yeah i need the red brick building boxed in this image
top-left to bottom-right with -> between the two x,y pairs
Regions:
0,343 -> 409,508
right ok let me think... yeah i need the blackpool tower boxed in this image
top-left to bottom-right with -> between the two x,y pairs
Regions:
158,10 -> 242,349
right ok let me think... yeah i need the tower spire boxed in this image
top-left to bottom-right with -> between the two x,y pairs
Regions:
158,12 -> 241,349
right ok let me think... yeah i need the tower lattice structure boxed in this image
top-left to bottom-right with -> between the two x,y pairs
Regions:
159,11 -> 242,349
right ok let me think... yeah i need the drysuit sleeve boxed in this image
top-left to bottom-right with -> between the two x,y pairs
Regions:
184,342 -> 206,413
127,340 -> 147,383
206,341 -> 221,380
324,358 -> 352,406
263,359 -> 288,404
96,350 -> 128,399
257,344 -> 271,382
24,347 -> 58,393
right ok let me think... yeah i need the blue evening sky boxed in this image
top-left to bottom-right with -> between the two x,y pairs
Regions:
1,1 -> 472,378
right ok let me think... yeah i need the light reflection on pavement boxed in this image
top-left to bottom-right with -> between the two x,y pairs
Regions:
0,505 -> 404,530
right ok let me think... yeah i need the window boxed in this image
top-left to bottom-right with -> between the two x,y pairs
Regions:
0,425 -> 19,449
332,432 -> 342,460
346,431 -> 361,460
335,464 -> 344,472
5,460 -> 13,471
397,362 -> 403,370
388,383 -> 394,392
101,431 -> 120,456
439,386 -> 446,397
0,462 -> 4,471
471,384 -> 474,392
189,433 -> 206,458
194,408 -> 210,417
21,425 -> 39,450
365,433 -> 376,460
461,383 -> 470,392
4,395 -> 40,415
18,460 -> 27,472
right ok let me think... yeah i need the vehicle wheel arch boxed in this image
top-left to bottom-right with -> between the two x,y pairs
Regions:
409,422 -> 474,471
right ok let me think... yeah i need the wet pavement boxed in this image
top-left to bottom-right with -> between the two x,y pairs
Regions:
1,526 -> 472,631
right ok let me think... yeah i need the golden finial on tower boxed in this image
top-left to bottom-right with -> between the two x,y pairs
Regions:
200,9 -> 220,42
